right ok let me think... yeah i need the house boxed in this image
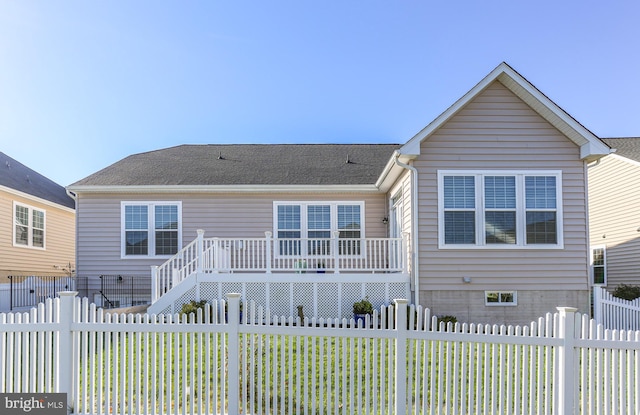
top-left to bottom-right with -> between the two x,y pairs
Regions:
588,137 -> 640,290
0,152 -> 76,279
67,62 -> 610,324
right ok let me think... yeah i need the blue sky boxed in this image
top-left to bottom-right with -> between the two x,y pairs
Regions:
1,1 -> 639,186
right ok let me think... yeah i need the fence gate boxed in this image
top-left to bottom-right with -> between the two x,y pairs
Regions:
98,274 -> 151,308
8,275 -> 77,310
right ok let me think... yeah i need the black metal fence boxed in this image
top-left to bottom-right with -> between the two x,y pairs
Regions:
7,275 -> 88,310
98,275 -> 151,309
4,275 -> 151,311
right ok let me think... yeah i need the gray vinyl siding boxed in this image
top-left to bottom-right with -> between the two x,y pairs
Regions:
415,81 -> 589,292
588,155 -> 640,288
387,170 -> 412,237
0,189 -> 75,279
75,192 -> 388,280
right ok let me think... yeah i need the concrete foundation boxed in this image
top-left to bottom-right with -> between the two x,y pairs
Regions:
420,289 -> 590,326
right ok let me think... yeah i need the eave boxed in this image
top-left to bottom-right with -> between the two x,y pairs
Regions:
66,184 -> 384,194
375,151 -> 418,192
0,185 -> 76,213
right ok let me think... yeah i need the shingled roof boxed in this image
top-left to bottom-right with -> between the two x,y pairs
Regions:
70,144 -> 401,187
0,152 -> 75,209
601,138 -> 640,163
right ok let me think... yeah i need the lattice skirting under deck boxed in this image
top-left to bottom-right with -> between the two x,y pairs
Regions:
170,280 -> 410,319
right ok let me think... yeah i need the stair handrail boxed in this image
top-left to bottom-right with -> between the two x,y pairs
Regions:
151,231 -> 201,303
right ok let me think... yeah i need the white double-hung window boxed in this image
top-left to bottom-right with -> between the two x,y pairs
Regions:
274,202 -> 363,256
121,201 -> 182,257
438,171 -> 563,248
13,202 -> 45,249
591,246 -> 606,285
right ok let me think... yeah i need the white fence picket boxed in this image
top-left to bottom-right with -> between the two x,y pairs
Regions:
593,285 -> 640,330
4,293 -> 640,414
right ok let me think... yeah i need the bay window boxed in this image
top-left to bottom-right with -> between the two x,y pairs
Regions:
438,171 -> 563,248
121,202 -> 182,257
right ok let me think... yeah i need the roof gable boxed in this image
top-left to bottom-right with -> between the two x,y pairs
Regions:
0,152 -> 75,209
69,144 -> 401,189
400,62 -> 610,161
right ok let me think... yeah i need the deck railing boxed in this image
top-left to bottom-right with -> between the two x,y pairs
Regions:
152,230 -> 410,302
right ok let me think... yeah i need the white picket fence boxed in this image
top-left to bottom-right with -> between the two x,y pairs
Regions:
593,285 -> 640,331
2,292 -> 640,415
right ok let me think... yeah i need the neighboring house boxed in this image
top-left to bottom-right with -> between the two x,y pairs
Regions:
0,152 -> 76,280
67,62 -> 610,325
588,137 -> 640,290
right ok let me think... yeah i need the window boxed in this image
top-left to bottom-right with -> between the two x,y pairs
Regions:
591,246 -> 606,285
438,171 -> 563,248
13,202 -> 45,249
121,202 -> 181,257
274,202 -> 363,256
485,291 -> 517,306
338,205 -> 361,255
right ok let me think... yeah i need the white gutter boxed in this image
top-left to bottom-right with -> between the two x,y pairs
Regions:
393,154 -> 420,306
66,189 -> 77,201
66,184 -> 381,194
0,184 -> 75,214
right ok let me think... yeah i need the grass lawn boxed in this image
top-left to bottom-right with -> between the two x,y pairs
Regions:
75,319 -> 556,415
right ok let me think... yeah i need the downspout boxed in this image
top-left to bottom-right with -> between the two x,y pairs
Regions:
584,150 -> 612,314
66,189 -> 78,291
393,155 -> 420,306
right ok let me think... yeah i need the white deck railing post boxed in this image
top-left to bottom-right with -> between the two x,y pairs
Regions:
333,231 -> 340,274
265,231 -> 272,273
226,293 -> 241,415
212,237 -> 220,274
58,291 -> 78,412
394,298 -> 408,414
557,306 -> 578,415
150,266 -> 158,303
196,229 -> 205,274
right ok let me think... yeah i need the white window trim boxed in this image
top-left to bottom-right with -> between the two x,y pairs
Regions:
389,190 -> 404,239
13,201 -> 46,250
120,201 -> 183,259
591,245 -> 607,286
273,201 -> 365,257
485,291 -> 518,306
437,170 -> 564,249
